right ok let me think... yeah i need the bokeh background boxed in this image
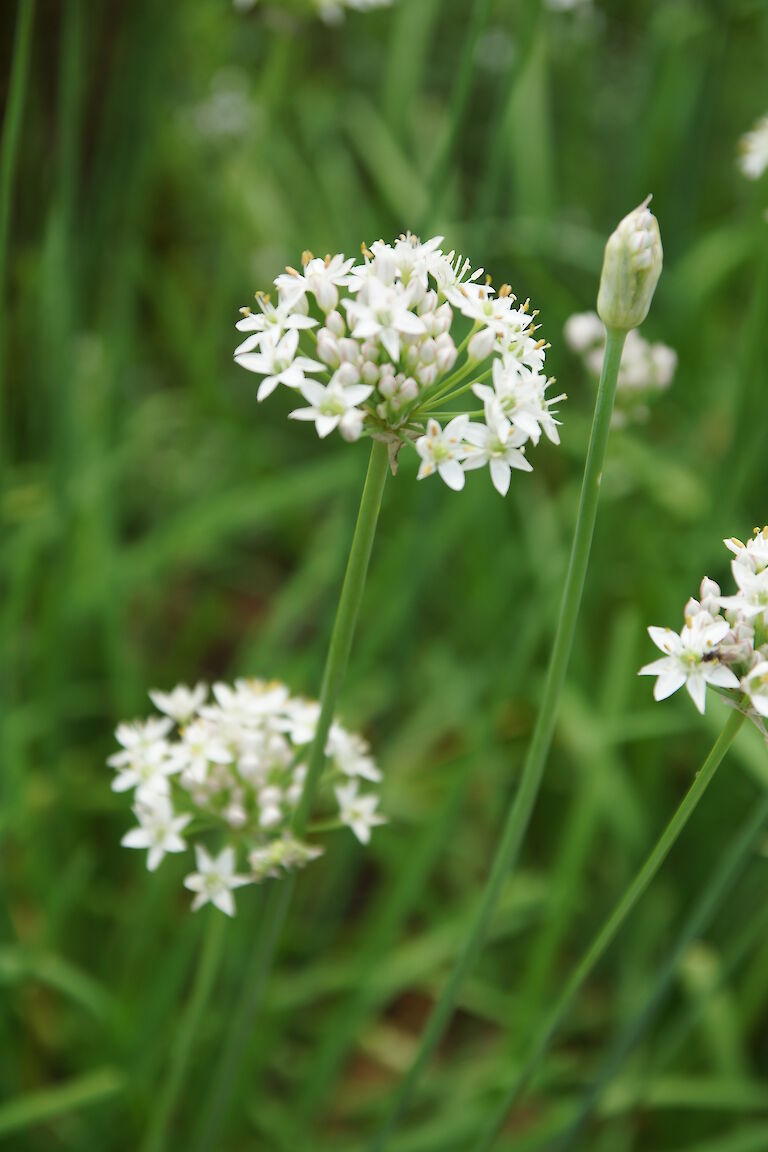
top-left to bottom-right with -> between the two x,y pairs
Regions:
3,0 -> 768,1149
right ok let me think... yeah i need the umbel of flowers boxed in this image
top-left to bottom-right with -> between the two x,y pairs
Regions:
564,310 -> 676,428
640,527 -> 768,718
109,680 -> 383,916
234,234 -> 563,497
234,0 -> 394,21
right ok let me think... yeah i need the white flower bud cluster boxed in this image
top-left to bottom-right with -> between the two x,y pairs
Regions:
109,679 -> 383,916
564,310 -> 676,428
234,234 -> 561,496
640,528 -> 768,719
738,112 -> 768,181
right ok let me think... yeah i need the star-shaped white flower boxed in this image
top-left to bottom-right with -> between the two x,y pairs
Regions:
183,845 -> 251,916
461,401 -> 532,495
415,416 -> 469,491
344,280 -> 426,363
743,661 -> 768,718
149,683 -> 207,724
289,378 -> 373,439
719,563 -> 768,621
234,296 -> 317,355
121,797 -> 191,872
235,329 -> 324,402
639,616 -> 739,713
275,254 -> 356,314
177,721 -> 234,786
335,781 -> 386,844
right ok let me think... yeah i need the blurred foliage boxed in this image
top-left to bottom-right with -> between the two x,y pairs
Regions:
2,0 -> 768,1149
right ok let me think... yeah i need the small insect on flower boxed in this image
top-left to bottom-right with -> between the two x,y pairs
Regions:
640,527 -> 768,721
565,310 -> 676,428
110,679 -> 384,916
234,234 -> 562,496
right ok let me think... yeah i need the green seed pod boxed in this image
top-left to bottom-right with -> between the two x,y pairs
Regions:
597,198 -> 663,332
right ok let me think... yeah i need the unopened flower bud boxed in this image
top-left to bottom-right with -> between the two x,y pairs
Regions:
468,326 -> 496,362
597,199 -> 663,331
362,360 -> 379,386
326,310 -> 345,337
317,329 -> 340,368
338,338 -> 359,364
334,362 -> 360,387
339,408 -> 364,442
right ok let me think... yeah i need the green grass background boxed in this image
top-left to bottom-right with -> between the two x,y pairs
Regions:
2,0 -> 768,1148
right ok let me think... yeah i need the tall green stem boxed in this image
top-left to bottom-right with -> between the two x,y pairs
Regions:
367,329 -> 628,1152
554,765 -> 768,1152
192,438 -> 389,1152
472,707 -> 746,1152
142,912 -> 226,1152
0,0 -> 36,462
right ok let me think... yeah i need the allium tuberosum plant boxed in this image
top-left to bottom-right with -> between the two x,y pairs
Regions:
469,531 -> 768,1152
368,200 -> 664,1152
128,232 -> 557,1152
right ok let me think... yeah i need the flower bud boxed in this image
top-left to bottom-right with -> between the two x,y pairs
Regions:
317,329 -> 340,368
339,408 -> 364,442
326,310 -> 345,337
597,199 -> 663,331
468,326 -> 496,363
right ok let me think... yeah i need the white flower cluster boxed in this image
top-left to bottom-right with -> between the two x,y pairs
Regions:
109,679 -> 384,916
565,311 -> 676,428
235,234 -> 561,496
233,0 -> 394,21
640,528 -> 768,717
315,0 -> 393,21
738,113 -> 768,181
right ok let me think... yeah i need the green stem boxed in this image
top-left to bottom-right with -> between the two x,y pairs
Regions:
141,912 -> 226,1152
0,0 -> 36,478
193,438 -> 389,1152
554,765 -> 768,1152
472,706 -> 746,1152
366,327 -> 627,1152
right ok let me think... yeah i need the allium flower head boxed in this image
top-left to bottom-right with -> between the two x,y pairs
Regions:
597,199 -> 663,332
110,679 -> 383,915
738,113 -> 768,181
235,235 -> 561,495
640,527 -> 768,721
565,310 -> 676,428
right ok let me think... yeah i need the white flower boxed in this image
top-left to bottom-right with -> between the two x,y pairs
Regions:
235,329 -> 324,402
738,114 -> 768,181
639,616 -> 739,714
234,232 -> 557,493
327,724 -> 381,782
743,661 -> 768,717
474,358 -> 562,446
234,295 -> 317,355
122,797 -> 191,872
720,563 -> 768,621
462,401 -> 533,495
183,845 -> 251,916
177,721 -> 234,786
108,717 -> 180,799
335,781 -> 386,844
415,416 -> 469,491
111,678 -> 383,915
275,254 -> 356,314
345,279 -> 426,363
290,377 -> 373,439
725,528 -> 768,574
149,683 -> 207,724
564,311 -> 605,354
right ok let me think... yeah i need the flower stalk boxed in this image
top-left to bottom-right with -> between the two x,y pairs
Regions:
471,706 -> 746,1152
366,324 -> 629,1152
191,437 -> 389,1151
